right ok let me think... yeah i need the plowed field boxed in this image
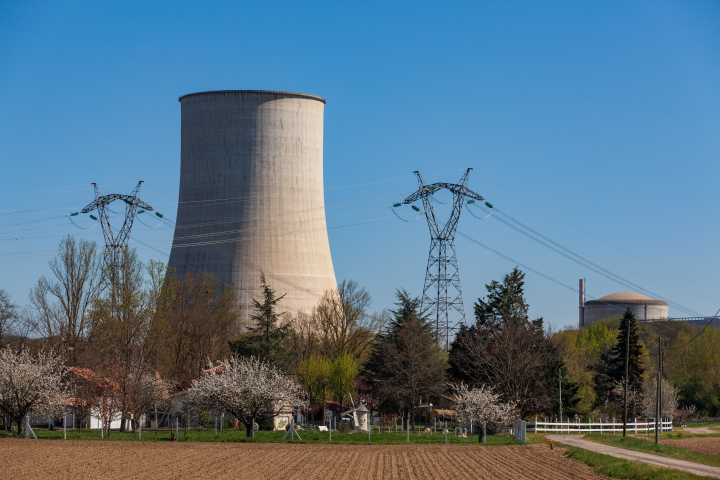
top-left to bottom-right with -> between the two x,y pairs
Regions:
0,438 -> 607,479
661,436 -> 720,457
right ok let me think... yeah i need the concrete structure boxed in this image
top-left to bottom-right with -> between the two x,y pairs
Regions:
583,292 -> 668,325
168,90 -> 338,321
579,278 -> 585,328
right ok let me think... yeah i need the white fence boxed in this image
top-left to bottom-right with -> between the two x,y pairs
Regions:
529,418 -> 672,434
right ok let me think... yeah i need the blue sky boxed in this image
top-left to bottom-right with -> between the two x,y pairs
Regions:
1,0 -> 718,329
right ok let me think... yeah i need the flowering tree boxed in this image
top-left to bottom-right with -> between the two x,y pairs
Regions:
0,348 -> 67,436
453,383 -> 517,438
640,377 -> 678,419
186,355 -> 304,436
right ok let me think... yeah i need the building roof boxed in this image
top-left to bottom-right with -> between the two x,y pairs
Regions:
178,90 -> 327,104
586,291 -> 668,306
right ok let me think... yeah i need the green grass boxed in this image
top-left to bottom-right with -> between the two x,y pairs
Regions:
582,434 -> 720,468
560,444 -> 711,480
24,427 -> 525,446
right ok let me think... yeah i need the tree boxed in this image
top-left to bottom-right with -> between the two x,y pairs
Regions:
28,235 -> 102,363
452,383 -> 517,435
186,355 -> 304,437
311,280 -> 381,361
0,348 -> 67,437
552,321 -> 618,414
155,268 -> 239,378
0,289 -> 23,350
87,247 -> 163,432
297,355 -> 331,424
593,308 -> 645,411
546,356 -> 581,417
473,267 -> 539,333
362,290 -> 447,429
640,376 -> 677,418
230,273 -> 291,369
449,269 -> 559,416
329,353 -> 357,407
68,367 -> 105,432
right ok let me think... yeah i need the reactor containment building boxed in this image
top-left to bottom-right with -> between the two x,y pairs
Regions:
168,90 -> 338,320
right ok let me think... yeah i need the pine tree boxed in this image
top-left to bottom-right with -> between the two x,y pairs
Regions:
229,273 -> 291,369
593,308 -> 645,407
361,290 -> 446,420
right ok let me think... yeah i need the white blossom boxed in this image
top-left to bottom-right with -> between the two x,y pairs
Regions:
186,355 -> 304,434
0,348 -> 67,436
452,383 -> 517,426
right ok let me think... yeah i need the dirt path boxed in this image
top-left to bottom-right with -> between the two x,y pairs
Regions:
684,427 -> 718,435
547,434 -> 720,478
0,438 -> 608,480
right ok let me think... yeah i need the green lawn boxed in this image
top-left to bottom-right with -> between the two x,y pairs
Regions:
560,444 -> 711,480
582,433 -> 720,468
24,427 -> 525,446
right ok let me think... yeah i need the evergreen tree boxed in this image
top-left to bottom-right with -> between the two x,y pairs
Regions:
593,308 -> 645,407
473,267 -> 543,333
546,356 -> 581,417
361,289 -> 446,421
229,273 -> 291,369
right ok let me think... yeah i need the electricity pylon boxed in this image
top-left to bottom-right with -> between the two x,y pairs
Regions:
400,168 -> 486,350
80,181 -> 154,278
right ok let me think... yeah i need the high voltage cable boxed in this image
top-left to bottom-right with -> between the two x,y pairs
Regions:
455,229 -> 704,322
0,201 -> 87,216
0,181 -> 139,201
469,204 -> 705,317
477,172 -> 720,296
485,206 -> 717,305
0,207 -> 429,260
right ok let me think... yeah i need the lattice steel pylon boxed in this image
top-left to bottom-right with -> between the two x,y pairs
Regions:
401,169 -> 486,350
80,181 -> 154,278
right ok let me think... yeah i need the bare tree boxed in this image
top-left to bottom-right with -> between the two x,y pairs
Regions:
68,367 -> 105,431
309,280 -> 383,361
451,322 -> 554,416
155,269 -> 240,377
28,236 -> 102,362
0,289 -> 21,350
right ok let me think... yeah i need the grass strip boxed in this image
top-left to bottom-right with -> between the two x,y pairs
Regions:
583,434 -> 720,468
562,444 -> 710,480
23,428 -> 525,446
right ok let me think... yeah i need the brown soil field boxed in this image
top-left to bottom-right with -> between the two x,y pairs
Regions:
660,436 -> 720,457
0,439 -> 608,479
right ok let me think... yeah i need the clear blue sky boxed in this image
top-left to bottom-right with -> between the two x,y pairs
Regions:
1,0 -> 718,329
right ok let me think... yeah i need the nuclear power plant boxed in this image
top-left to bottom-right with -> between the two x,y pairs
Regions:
168,90 -> 338,321
578,278 -> 669,327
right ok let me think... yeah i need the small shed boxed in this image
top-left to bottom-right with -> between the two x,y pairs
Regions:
354,404 -> 370,433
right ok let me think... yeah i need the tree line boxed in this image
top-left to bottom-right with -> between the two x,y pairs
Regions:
2,235 -> 716,437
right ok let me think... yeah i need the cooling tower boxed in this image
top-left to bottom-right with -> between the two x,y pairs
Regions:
168,90 -> 338,322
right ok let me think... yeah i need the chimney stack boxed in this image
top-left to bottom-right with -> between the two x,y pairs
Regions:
579,278 -> 585,328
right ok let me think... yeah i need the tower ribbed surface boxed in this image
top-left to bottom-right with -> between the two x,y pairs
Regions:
169,90 -> 337,321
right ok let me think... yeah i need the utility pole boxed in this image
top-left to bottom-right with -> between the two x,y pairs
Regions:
558,368 -> 563,424
655,337 -> 661,444
623,322 -> 629,437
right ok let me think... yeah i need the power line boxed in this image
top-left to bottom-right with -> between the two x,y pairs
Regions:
477,172 -> 720,295
469,203 -> 706,317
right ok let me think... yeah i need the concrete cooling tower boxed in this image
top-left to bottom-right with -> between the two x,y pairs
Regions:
168,90 -> 338,321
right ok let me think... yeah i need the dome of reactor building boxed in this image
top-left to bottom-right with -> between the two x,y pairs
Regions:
168,90 -> 338,322
584,291 -> 669,325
